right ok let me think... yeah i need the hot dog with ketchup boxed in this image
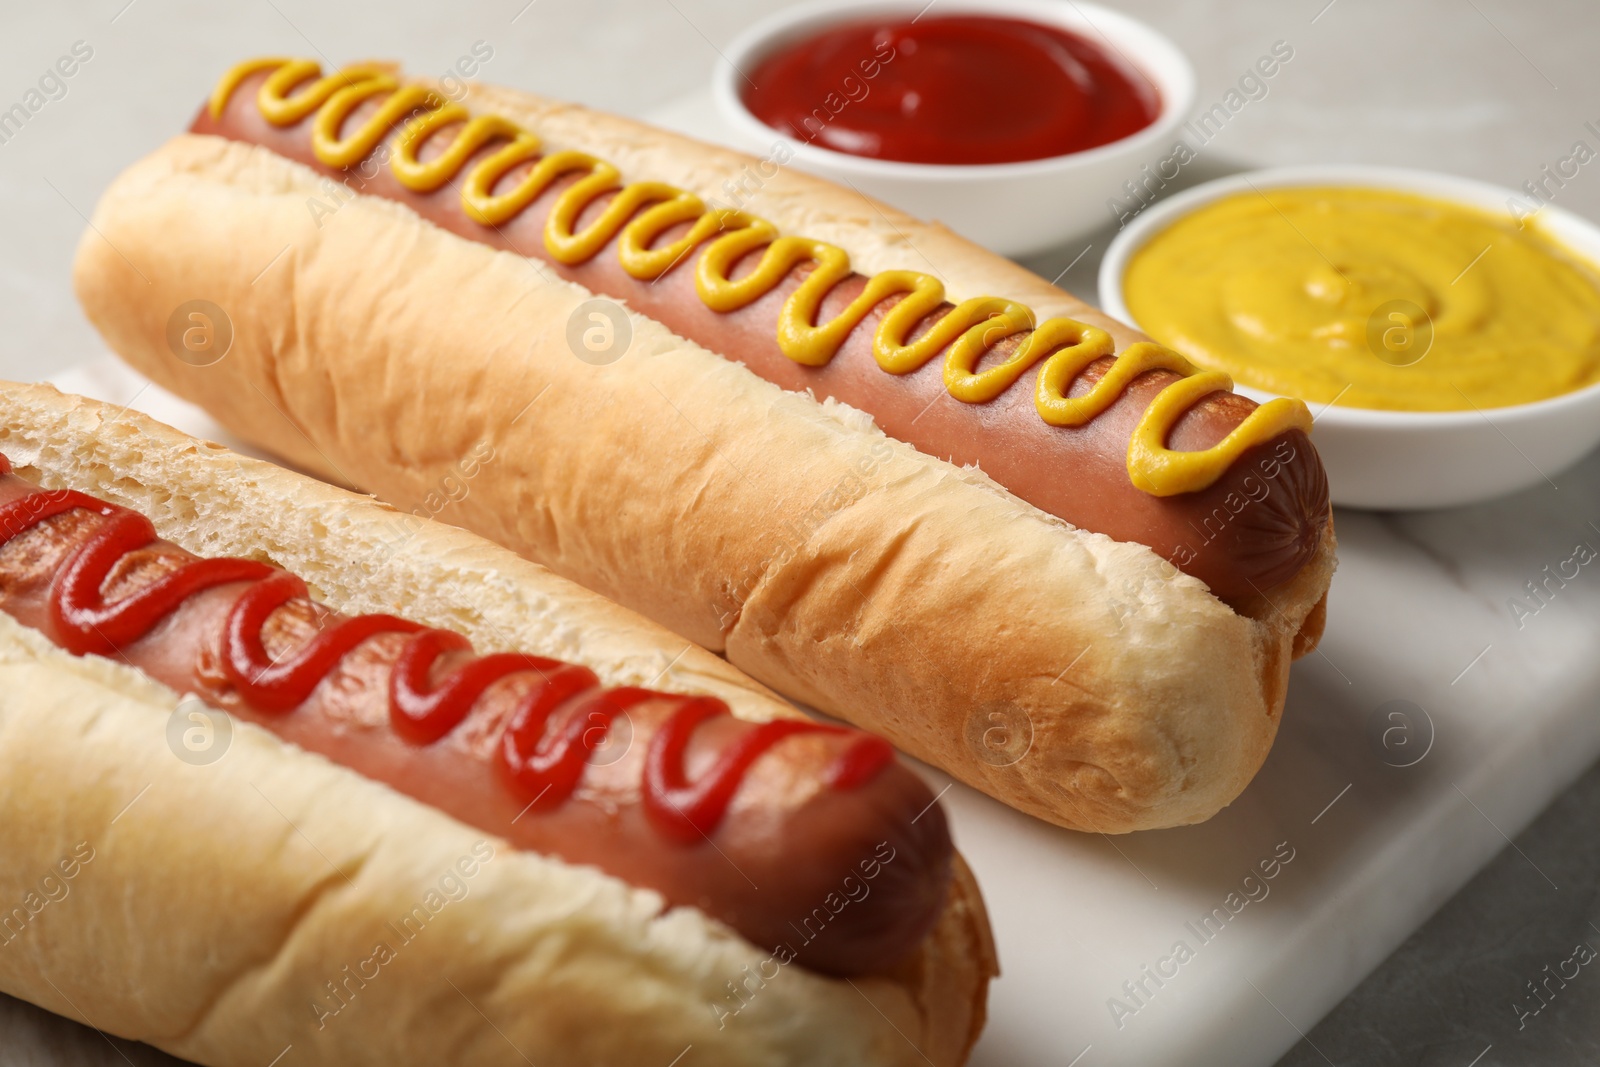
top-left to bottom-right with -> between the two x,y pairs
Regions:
0,382 -> 993,1067
74,57 -> 1337,833
0,459 -> 942,977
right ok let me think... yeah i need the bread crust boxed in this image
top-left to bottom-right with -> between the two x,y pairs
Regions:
0,381 -> 994,1067
74,81 -> 1335,832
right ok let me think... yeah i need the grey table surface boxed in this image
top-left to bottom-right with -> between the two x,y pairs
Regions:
1,0 -> 1599,1064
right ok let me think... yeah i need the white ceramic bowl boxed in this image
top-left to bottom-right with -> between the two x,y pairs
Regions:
713,0 -> 1195,257
1099,165 -> 1600,510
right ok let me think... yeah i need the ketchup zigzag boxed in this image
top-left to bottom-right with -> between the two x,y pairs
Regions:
0,453 -> 891,843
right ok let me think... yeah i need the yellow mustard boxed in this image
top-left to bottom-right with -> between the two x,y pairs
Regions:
1123,187 -> 1600,411
211,58 -> 1314,495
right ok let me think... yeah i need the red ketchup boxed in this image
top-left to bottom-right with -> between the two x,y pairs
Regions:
741,14 -> 1161,165
0,455 -> 891,842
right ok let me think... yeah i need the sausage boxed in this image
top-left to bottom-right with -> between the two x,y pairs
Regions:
0,463 -> 952,977
189,72 -> 1330,604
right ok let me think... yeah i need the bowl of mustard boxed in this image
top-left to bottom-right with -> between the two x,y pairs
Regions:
1099,165 -> 1600,509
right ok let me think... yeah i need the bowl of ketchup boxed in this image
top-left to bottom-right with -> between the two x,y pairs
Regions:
714,0 -> 1195,256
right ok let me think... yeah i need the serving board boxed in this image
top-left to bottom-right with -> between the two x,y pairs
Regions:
633,90 -> 1600,1064
14,91 -> 1600,1065
16,101 -> 1600,1065
20,317 -> 1599,1067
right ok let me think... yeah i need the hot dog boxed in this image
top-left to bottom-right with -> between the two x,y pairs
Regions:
0,382 -> 994,1067
74,57 -> 1337,832
0,462 -> 943,977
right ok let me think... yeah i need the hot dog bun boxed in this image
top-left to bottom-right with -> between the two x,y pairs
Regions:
74,70 -> 1336,833
0,380 -> 994,1067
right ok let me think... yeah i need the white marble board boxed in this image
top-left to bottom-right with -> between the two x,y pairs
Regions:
42,297 -> 1600,1067
633,85 -> 1600,1066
